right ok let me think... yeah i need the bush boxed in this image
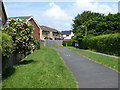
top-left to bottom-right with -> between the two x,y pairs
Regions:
1,32 -> 14,59
79,33 -> 120,56
33,38 -> 40,50
1,32 -> 14,72
2,18 -> 35,57
63,41 -> 72,46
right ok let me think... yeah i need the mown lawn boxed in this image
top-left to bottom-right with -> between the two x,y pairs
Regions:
2,47 -> 77,88
69,47 -> 119,72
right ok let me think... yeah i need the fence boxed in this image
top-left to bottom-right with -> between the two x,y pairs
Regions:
45,40 -> 63,46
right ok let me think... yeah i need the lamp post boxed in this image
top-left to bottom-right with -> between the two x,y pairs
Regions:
82,25 -> 87,36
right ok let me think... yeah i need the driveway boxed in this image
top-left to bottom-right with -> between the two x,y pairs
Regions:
54,47 -> 119,88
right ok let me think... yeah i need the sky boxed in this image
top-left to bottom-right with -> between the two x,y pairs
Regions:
4,0 -> 119,31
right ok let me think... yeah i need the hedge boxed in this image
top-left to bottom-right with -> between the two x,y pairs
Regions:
79,33 -> 120,56
1,32 -> 14,73
63,41 -> 72,46
1,32 -> 14,59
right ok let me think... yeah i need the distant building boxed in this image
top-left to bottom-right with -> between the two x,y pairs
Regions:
0,1 -> 7,27
40,25 -> 62,40
118,1 -> 120,13
8,16 -> 40,40
61,30 -> 74,41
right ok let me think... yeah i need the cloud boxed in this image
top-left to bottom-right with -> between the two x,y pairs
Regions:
4,1 -> 118,31
43,2 -> 73,30
73,0 -> 118,15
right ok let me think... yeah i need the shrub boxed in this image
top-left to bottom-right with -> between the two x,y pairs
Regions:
79,33 -> 120,56
1,32 -> 14,72
63,41 -> 72,46
2,18 -> 36,57
1,32 -> 14,59
33,38 -> 40,50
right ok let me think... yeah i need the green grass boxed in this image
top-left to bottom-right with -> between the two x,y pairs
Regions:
69,47 -> 119,72
2,47 -> 77,88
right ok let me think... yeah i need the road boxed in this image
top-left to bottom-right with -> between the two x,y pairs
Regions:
54,47 -> 119,88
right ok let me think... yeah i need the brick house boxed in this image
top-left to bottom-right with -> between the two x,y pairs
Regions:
0,1 -> 7,27
8,16 -> 41,40
40,25 -> 62,40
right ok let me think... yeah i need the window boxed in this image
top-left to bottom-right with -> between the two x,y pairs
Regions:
56,33 -> 58,36
42,32 -> 44,35
66,35 -> 69,36
46,31 -> 49,35
53,33 -> 55,36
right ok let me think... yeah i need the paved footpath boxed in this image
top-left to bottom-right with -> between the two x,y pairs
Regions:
54,47 -> 119,88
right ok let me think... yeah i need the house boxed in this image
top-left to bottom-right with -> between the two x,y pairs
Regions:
61,30 -> 74,41
0,1 -> 7,27
40,25 -> 62,40
8,16 -> 40,40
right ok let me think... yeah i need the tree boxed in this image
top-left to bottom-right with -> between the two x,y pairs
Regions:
72,11 -> 102,33
73,12 -> 120,41
2,18 -> 36,57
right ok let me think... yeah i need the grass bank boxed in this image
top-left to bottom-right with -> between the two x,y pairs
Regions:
2,47 -> 77,88
69,47 -> 119,72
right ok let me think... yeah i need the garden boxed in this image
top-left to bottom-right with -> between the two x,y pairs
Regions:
2,47 -> 77,88
1,18 -> 77,88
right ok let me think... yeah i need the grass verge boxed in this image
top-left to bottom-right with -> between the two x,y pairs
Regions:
2,47 -> 77,88
69,47 -> 119,72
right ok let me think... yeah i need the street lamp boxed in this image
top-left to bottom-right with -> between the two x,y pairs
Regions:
82,25 -> 87,36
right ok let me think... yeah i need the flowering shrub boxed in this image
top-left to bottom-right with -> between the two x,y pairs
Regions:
2,18 -> 37,57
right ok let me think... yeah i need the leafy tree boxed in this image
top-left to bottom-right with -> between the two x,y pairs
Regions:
73,12 -> 120,41
2,18 -> 36,57
72,11 -> 102,33
84,13 -> 120,36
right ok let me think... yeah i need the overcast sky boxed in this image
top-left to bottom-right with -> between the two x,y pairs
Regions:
4,0 -> 119,31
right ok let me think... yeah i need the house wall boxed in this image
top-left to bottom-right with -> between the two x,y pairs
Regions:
29,18 -> 40,40
64,32 -> 74,40
40,29 -> 44,40
0,2 -> 2,26
0,2 -> 7,27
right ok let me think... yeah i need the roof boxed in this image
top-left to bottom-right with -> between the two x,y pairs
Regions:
40,25 -> 61,33
2,2 -> 7,20
0,1 -> 7,26
8,16 -> 32,21
8,16 -> 41,30
61,30 -> 72,35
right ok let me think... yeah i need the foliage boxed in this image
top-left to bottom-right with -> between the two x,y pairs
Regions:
1,32 -> 14,59
33,38 -> 40,50
2,18 -> 37,57
2,47 -> 77,88
79,33 -> 120,56
1,32 -> 14,73
72,11 -> 102,33
73,13 -> 120,41
69,47 -> 118,71
63,41 -> 72,46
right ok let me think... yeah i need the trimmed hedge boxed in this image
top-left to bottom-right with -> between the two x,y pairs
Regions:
63,41 -> 72,46
1,32 -> 14,73
79,33 -> 120,56
2,32 -> 14,59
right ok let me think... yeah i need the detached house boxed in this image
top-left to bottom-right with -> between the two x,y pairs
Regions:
0,1 -> 7,27
61,30 -> 74,41
40,25 -> 62,40
8,16 -> 40,40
